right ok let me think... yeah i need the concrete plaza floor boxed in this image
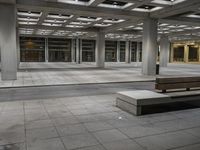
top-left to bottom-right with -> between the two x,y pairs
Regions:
0,62 -> 200,88
0,93 -> 200,150
0,63 -> 200,150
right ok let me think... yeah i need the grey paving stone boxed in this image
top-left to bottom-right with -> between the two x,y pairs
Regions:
0,127 -> 25,146
51,115 -> 80,126
25,113 -> 49,122
61,133 -> 99,150
76,145 -> 106,150
135,131 -> 200,150
107,118 -> 141,128
102,139 -> 145,150
84,121 -> 114,132
93,129 -> 128,143
25,119 -> 54,129
56,124 -> 88,136
173,143 -> 200,150
118,124 -> 164,138
184,127 -> 200,138
26,127 -> 58,141
27,138 -> 65,150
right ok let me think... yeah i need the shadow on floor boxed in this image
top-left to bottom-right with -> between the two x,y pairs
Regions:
142,102 -> 200,115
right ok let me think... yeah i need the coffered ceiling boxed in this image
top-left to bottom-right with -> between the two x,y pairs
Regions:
2,0 -> 200,41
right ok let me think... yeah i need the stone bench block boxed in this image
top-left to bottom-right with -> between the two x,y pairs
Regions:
116,90 -> 171,116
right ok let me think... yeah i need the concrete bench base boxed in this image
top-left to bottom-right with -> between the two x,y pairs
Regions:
116,90 -> 200,116
116,90 -> 171,116
116,98 -> 142,115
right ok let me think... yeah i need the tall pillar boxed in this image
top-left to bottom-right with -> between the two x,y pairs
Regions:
184,45 -> 189,63
160,35 -> 170,67
16,30 -> 20,68
125,41 -> 130,63
96,32 -> 105,68
117,41 -> 120,62
0,4 -> 17,80
71,39 -> 75,62
142,18 -> 158,75
136,42 -> 140,62
45,38 -> 48,62
76,38 -> 80,64
198,45 -> 200,62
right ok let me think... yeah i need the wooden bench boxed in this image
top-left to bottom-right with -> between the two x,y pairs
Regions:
155,76 -> 200,93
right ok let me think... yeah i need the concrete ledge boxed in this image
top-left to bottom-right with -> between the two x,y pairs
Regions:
116,98 -> 142,116
116,90 -> 171,116
117,90 -> 171,106
116,90 -> 200,116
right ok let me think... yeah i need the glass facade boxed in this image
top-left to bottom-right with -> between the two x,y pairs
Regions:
139,42 -> 142,62
173,46 -> 184,62
19,36 -> 144,63
131,42 -> 137,62
20,37 -> 45,62
105,40 -> 117,62
171,42 -> 200,63
188,45 -> 198,62
119,41 -> 125,62
48,38 -> 71,62
82,40 -> 95,62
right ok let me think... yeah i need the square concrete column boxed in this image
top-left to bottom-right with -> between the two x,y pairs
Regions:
199,46 -> 200,62
117,41 -> 120,62
142,18 -> 158,75
96,32 -> 105,68
16,30 -> 20,68
184,45 -> 189,63
71,39 -> 76,62
125,41 -> 131,63
0,4 -> 17,80
160,35 -> 170,67
76,38 -> 80,64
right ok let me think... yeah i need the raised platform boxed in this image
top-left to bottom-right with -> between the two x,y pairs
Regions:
116,90 -> 200,116
116,90 -> 171,115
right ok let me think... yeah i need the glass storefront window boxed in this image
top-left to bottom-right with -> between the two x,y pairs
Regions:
189,45 -> 198,62
48,38 -> 71,62
173,46 -> 184,62
120,41 -> 125,62
139,42 -> 142,62
105,41 -> 117,62
82,40 -> 95,62
20,37 -> 45,62
131,42 -> 137,62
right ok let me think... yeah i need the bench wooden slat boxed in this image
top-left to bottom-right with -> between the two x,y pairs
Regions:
155,82 -> 200,90
156,77 -> 200,84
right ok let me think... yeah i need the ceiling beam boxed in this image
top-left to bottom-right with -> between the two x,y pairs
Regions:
151,0 -> 200,18
161,17 -> 200,26
167,28 -> 200,36
171,36 -> 200,42
18,24 -> 98,32
125,0 -> 152,10
89,0 -> 105,7
38,11 -> 48,25
101,19 -> 142,32
16,0 -> 148,20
